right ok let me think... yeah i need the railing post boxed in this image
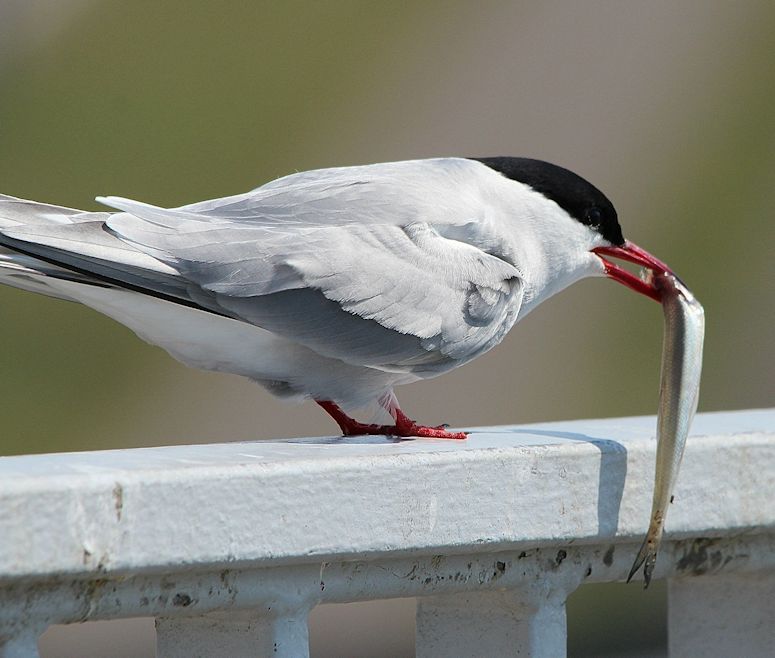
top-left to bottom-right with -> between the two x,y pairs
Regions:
416,581 -> 573,658
668,571 -> 775,657
0,610 -> 47,658
155,607 -> 311,658
0,632 -> 42,658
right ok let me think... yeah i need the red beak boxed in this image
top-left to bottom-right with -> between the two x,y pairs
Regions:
592,241 -> 674,303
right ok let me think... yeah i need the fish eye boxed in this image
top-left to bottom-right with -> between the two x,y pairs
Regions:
585,206 -> 602,228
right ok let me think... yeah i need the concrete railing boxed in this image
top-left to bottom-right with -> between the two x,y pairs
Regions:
1,408 -> 773,657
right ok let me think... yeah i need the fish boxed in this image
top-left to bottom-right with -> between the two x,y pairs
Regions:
628,270 -> 705,587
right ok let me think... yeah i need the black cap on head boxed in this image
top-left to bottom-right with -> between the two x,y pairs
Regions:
471,156 -> 624,246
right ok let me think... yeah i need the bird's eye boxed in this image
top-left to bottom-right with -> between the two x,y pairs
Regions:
586,206 -> 602,228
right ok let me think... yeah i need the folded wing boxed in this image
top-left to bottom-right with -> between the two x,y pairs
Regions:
105,161 -> 524,371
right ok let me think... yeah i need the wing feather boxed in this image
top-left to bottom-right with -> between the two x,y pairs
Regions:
103,160 -> 525,370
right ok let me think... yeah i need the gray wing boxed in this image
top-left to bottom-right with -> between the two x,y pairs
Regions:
102,158 -> 488,228
0,195 -> 198,303
102,160 -> 524,371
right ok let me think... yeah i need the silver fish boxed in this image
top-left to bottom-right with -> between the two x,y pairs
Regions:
628,271 -> 705,587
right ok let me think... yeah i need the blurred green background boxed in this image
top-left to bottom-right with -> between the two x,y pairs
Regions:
1,1 -> 773,656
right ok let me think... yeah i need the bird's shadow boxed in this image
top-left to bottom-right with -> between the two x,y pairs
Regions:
283,435 -> 412,445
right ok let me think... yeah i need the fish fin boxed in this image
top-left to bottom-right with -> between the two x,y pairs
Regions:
627,532 -> 660,589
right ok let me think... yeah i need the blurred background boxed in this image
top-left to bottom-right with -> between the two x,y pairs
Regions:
1,0 -> 772,656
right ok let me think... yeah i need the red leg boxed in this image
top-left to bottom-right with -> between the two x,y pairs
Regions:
316,400 -> 467,440
316,400 -> 396,436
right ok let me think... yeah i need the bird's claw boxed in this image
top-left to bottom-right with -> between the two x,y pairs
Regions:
316,401 -> 467,440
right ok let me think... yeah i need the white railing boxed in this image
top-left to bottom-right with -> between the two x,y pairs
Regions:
1,409 -> 773,657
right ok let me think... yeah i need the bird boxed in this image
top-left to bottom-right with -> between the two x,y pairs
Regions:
0,157 -> 673,439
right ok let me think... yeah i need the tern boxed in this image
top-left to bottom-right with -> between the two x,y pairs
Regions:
0,157 -> 674,439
